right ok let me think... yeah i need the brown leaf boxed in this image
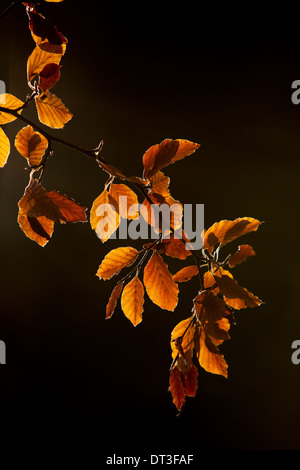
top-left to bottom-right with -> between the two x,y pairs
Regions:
47,191 -> 87,223
193,290 -> 227,323
26,6 -> 67,45
203,217 -> 261,252
183,365 -> 198,397
214,273 -> 262,309
96,246 -> 140,280
228,244 -> 255,268
121,275 -> 144,326
143,139 -> 200,178
106,282 -> 124,319
27,42 -> 66,82
39,63 -> 61,91
169,366 -> 186,413
143,252 -> 179,311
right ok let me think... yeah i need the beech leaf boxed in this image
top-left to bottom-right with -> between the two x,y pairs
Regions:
35,91 -> 72,129
121,275 -> 144,326
15,125 -> 48,167
0,127 -> 10,167
96,246 -> 140,280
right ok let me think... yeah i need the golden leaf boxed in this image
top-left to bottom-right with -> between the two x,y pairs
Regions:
203,217 -> 261,252
173,265 -> 199,283
0,94 -> 24,125
121,275 -> 144,326
90,189 -> 120,242
0,127 -> 10,167
35,91 -> 72,128
27,42 -> 66,82
228,244 -> 255,268
96,246 -> 140,280
106,282 -> 124,319
15,125 -> 48,167
143,252 -> 179,311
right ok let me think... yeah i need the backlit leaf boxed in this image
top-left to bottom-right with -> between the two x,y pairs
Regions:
15,125 -> 48,167
142,138 -> 200,178
35,91 -> 72,128
173,265 -> 199,283
184,364 -> 198,397
39,63 -> 61,91
143,252 -> 179,311
106,282 -> 124,319
47,191 -> 88,223
0,127 -> 10,167
90,188 -> 120,242
0,94 -> 24,124
203,217 -> 261,252
214,273 -> 262,309
171,314 -> 195,372
169,366 -> 186,413
196,327 -> 228,377
121,275 -> 144,326
228,244 -> 255,268
18,213 -> 54,247
109,184 -> 139,219
27,42 -> 66,82
26,6 -> 68,45
96,246 -> 140,280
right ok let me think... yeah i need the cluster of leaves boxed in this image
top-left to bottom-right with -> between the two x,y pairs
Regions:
0,0 -> 263,413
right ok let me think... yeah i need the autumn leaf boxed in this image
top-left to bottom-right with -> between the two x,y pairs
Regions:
90,188 -> 120,242
15,125 -> 48,167
47,190 -> 88,223
228,244 -> 255,268
106,282 -> 124,319
109,184 -> 139,219
27,42 -> 66,82
169,366 -> 186,413
121,275 -> 144,326
35,91 -> 72,128
184,365 -> 198,397
173,265 -> 199,283
203,217 -> 262,252
142,139 -> 200,178
0,127 -> 10,167
0,94 -> 24,125
196,327 -> 228,378
213,273 -> 262,309
26,5 -> 68,45
143,252 -> 179,311
96,246 -> 140,280
140,192 -> 183,234
39,63 -> 61,91
18,213 -> 54,247
171,314 -> 195,372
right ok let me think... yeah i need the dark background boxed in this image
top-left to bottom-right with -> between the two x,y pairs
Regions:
1,0 -> 300,458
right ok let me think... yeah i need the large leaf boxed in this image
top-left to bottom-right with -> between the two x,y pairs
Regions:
203,217 -> 261,252
15,125 -> 48,167
121,275 -> 144,326
0,94 -> 24,124
96,246 -> 140,280
35,91 -> 72,128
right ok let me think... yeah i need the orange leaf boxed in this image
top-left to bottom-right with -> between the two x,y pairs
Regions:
140,192 -> 183,234
142,139 -> 200,178
27,42 -> 66,82
35,91 -> 72,128
193,290 -> 227,323
173,265 -> 199,283
46,191 -> 87,223
203,217 -> 261,252
17,213 -> 54,247
183,364 -> 198,397
90,189 -> 120,242
0,94 -> 24,125
214,273 -> 262,309
18,177 -> 62,222
15,125 -> 48,167
109,184 -> 139,219
96,246 -> 140,280
106,282 -> 124,319
0,127 -> 10,167
121,275 -> 144,326
169,366 -> 186,413
143,252 -> 179,311
171,314 -> 195,372
196,327 -> 228,378
150,171 -> 170,197
228,244 -> 255,268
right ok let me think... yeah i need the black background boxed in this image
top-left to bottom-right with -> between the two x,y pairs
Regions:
1,0 -> 300,459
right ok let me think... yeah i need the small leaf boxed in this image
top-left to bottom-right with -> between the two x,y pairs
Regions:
228,244 -> 255,268
169,366 -> 186,413
183,365 -> 198,397
121,275 -> 144,326
15,125 -> 48,167
0,127 -> 10,167
47,191 -> 87,223
18,213 -> 54,247
142,139 -> 200,178
143,252 -> 179,311
173,265 -> 199,283
0,94 -> 24,125
214,273 -> 262,309
96,246 -> 140,280
106,282 -> 124,319
35,91 -> 72,128
109,184 -> 139,219
170,314 -> 195,372
196,327 -> 228,378
27,6 -> 67,45
90,188 -> 120,242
